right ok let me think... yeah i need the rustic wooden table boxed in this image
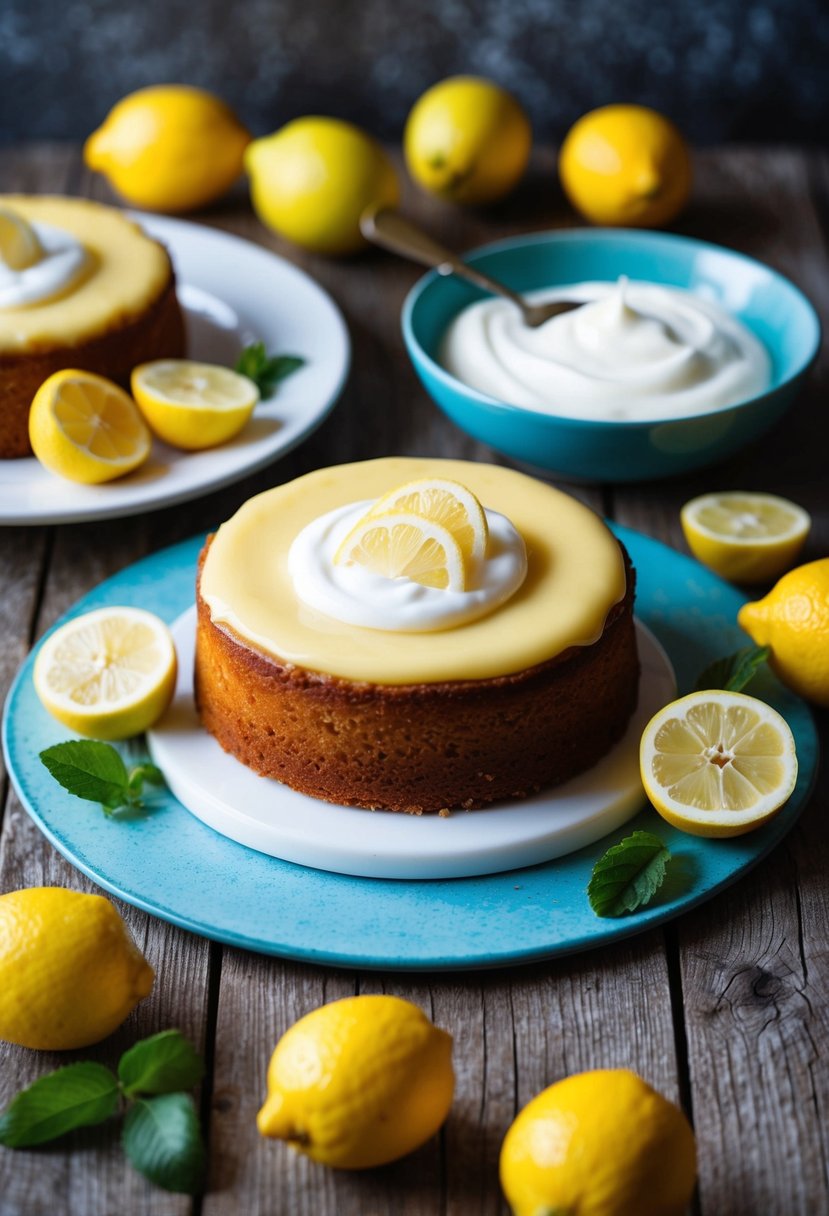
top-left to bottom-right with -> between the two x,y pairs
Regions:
0,145 -> 827,1216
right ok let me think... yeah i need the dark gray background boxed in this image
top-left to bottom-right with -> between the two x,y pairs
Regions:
2,0 -> 827,147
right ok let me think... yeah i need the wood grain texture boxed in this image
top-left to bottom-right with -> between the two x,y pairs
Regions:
612,148 -> 829,1216
0,143 -> 826,1216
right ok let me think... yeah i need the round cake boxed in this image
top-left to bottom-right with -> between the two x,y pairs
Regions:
195,457 -> 640,813
0,195 -> 185,458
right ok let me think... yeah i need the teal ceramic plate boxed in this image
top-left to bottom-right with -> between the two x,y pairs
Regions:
2,527 -> 818,971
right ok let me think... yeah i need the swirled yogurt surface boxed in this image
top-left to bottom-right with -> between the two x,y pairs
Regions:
288,500 -> 528,632
440,278 -> 772,421
0,220 -> 92,309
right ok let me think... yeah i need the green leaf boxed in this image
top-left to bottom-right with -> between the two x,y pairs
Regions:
0,1063 -> 119,1148
118,1030 -> 205,1098
127,763 -> 166,799
588,830 -> 672,918
39,740 -> 129,809
695,644 -> 771,693
234,342 -> 304,396
123,1094 -> 205,1194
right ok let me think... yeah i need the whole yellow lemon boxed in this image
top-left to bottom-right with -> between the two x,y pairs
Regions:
500,1069 -> 696,1216
84,85 -> 250,213
245,118 -> 400,255
404,75 -> 532,206
559,104 -> 691,227
257,994 -> 454,1168
0,887 -> 154,1050
738,557 -> 829,707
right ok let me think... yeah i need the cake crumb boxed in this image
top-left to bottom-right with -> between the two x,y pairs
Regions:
438,808 -> 451,818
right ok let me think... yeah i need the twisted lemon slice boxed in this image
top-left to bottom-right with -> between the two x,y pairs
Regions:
365,477 -> 488,567
334,478 -> 489,592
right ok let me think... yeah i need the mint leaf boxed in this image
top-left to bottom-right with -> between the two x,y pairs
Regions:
234,342 -> 304,397
0,1063 -> 119,1148
119,1031 -> 205,1098
127,763 -> 166,799
123,1094 -> 205,1194
695,644 -> 771,693
588,830 -> 672,918
40,740 -> 129,809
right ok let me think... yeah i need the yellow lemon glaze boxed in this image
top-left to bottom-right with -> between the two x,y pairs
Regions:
201,458 -> 628,684
0,195 -> 171,352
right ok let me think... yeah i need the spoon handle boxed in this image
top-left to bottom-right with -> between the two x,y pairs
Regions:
361,207 -> 531,317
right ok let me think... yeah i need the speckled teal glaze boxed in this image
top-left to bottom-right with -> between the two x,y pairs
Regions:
2,525 -> 819,971
402,229 -> 820,482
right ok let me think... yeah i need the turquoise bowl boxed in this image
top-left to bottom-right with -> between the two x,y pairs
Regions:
402,229 -> 821,482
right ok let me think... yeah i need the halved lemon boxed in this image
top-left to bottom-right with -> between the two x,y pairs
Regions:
34,607 -> 177,740
640,690 -> 798,837
131,360 -> 259,450
29,370 -> 152,484
0,206 -> 43,270
366,477 -> 488,567
334,511 -> 466,591
680,492 -> 811,583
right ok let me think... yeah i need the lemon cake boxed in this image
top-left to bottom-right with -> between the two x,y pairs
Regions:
0,195 -> 185,458
194,457 -> 639,813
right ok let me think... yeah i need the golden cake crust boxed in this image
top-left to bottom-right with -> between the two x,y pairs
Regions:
0,271 -> 184,458
194,538 -> 640,813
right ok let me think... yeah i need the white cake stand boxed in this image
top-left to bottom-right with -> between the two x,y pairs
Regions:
148,612 -> 675,880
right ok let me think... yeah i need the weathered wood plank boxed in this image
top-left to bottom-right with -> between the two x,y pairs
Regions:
612,149 -> 829,1216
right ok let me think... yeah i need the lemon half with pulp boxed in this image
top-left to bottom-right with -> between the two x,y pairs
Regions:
640,689 -> 797,837
34,606 -> 177,739
132,360 -> 259,450
681,491 -> 811,582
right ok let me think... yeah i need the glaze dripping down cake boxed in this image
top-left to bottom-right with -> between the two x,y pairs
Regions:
194,457 -> 640,813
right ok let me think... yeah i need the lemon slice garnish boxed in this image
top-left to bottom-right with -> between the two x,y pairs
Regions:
680,491 -> 811,583
365,477 -> 488,568
640,690 -> 798,837
29,370 -> 151,484
0,206 -> 44,270
334,511 -> 466,591
131,360 -> 259,450
34,606 -> 177,740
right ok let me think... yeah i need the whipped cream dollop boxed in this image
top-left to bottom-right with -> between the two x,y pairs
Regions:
288,500 -> 528,632
0,221 -> 92,309
441,278 -> 772,422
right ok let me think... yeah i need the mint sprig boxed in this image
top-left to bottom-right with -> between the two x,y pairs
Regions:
39,740 -> 165,817
0,1031 -> 205,1195
694,644 -> 771,693
234,341 -> 304,397
588,830 -> 672,917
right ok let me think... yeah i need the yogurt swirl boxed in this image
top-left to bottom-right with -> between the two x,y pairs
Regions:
0,220 -> 92,309
441,278 -> 771,422
289,500 -> 528,632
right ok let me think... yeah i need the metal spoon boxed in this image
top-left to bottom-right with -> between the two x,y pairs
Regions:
360,207 -> 580,329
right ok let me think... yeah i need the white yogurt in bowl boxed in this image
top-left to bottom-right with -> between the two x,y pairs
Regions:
440,278 -> 771,422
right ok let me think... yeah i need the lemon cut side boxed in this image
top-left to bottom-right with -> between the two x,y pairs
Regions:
34,606 -> 177,740
681,491 -> 811,583
334,512 -> 466,591
366,477 -> 488,568
131,360 -> 259,450
640,690 -> 797,837
29,370 -> 151,484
